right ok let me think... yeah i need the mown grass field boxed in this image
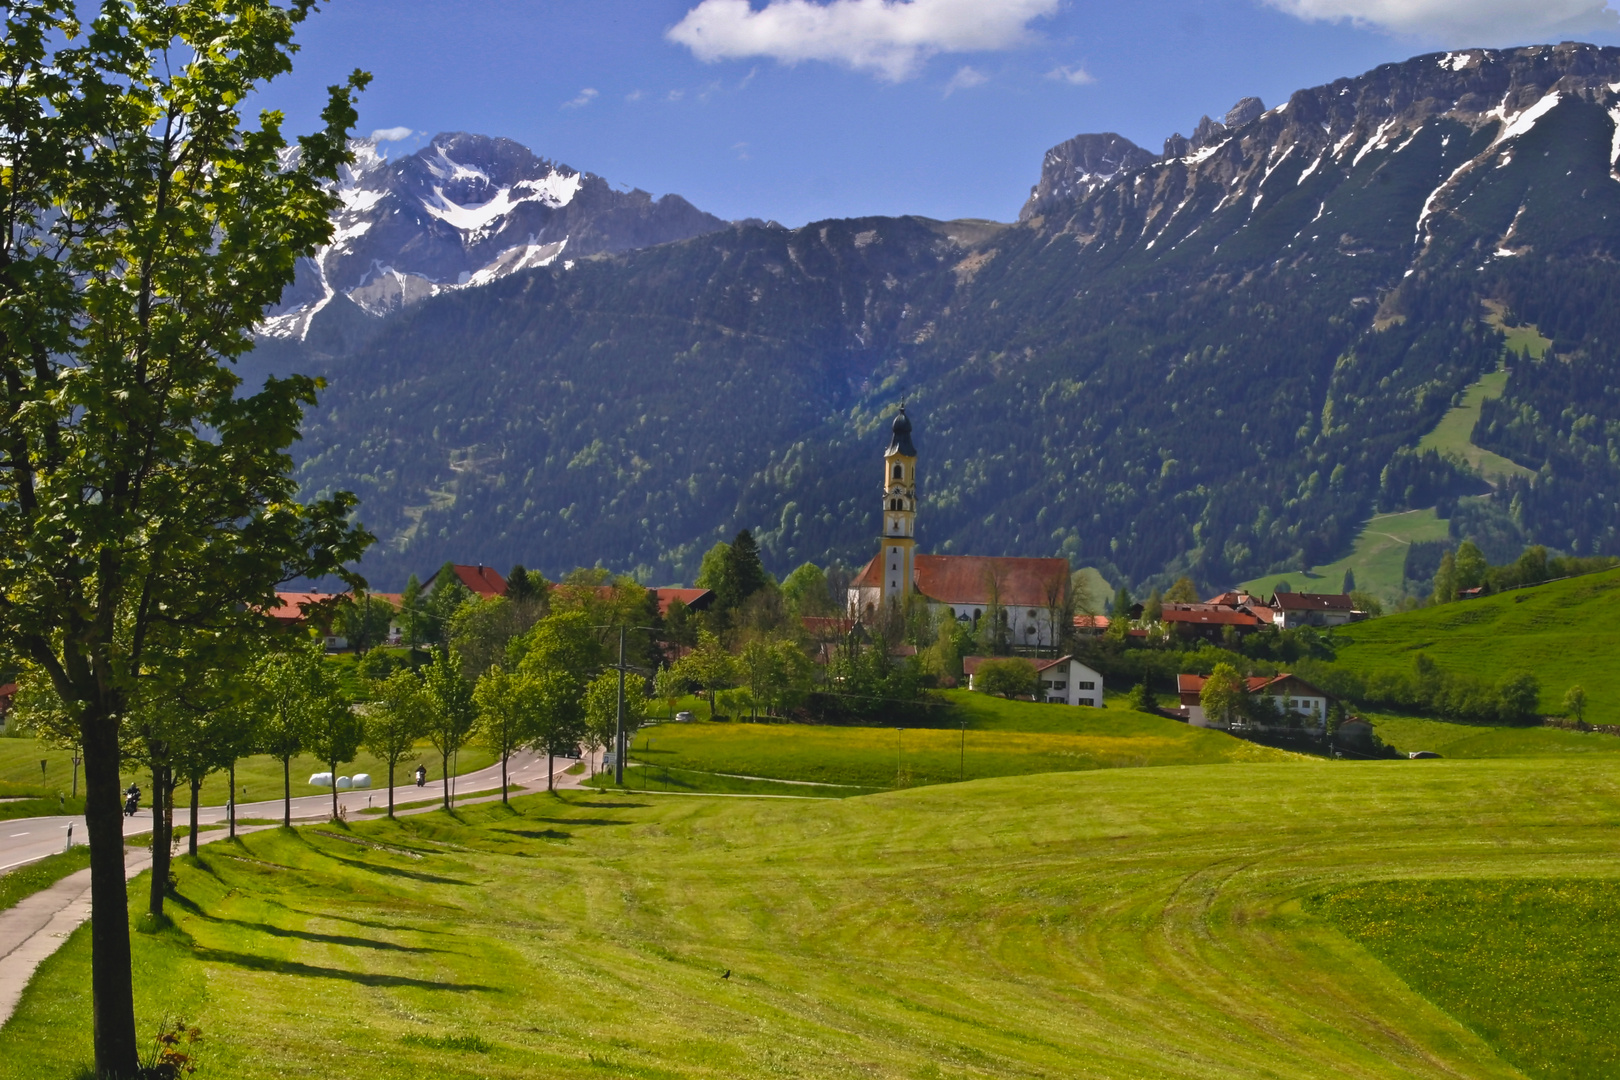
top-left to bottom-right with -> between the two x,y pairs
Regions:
1317,879 -> 1620,1080
0,737 -> 495,808
1322,566 -> 1620,724
1239,507 -> 1450,603
5,757 -> 1619,1079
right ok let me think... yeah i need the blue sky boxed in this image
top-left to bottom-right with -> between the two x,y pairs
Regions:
265,0 -> 1620,225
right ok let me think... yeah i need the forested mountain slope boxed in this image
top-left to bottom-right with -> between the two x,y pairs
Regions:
287,43 -> 1620,590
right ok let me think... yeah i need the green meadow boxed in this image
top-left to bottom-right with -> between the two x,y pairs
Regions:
1239,507 -> 1450,603
1321,566 -> 1620,724
5,757 -> 1620,1079
623,694 -> 1292,791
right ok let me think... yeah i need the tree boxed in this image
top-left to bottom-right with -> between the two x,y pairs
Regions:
1200,663 -> 1247,728
399,574 -> 428,647
1431,549 -> 1458,604
698,531 -> 770,612
781,561 -> 832,616
449,594 -> 538,678
1564,684 -> 1588,724
1142,589 -> 1164,624
1164,577 -> 1198,604
1496,670 -> 1540,724
301,661 -> 363,823
1126,682 -> 1156,712
1454,541 -> 1489,594
1349,590 -> 1384,617
741,638 -> 814,718
424,563 -> 474,644
0,5 -> 370,1070
974,658 -> 1039,698
583,669 -> 645,774
673,629 -> 740,719
422,650 -> 477,810
653,666 -> 684,720
248,641 -> 329,828
516,610 -> 598,789
1342,568 -> 1357,594
334,593 -> 396,655
365,669 -> 431,816
471,667 -> 536,805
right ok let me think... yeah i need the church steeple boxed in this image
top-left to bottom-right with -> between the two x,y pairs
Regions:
880,404 -> 918,607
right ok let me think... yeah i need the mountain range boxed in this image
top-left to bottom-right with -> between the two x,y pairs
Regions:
271,42 -> 1620,594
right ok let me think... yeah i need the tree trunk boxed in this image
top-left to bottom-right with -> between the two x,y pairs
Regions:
188,776 -> 200,857
281,755 -> 291,827
501,752 -> 509,805
228,760 -> 236,840
440,749 -> 450,810
547,746 -> 555,791
329,758 -> 339,823
149,764 -> 168,919
387,759 -> 395,818
81,712 -> 140,1078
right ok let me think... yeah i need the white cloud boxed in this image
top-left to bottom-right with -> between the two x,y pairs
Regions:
562,87 -> 600,109
626,89 -> 645,102
370,125 -> 415,142
943,64 -> 988,95
1261,0 -> 1620,43
667,0 -> 1060,81
1045,63 -> 1095,85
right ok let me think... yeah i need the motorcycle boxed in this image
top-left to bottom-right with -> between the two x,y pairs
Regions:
123,786 -> 141,818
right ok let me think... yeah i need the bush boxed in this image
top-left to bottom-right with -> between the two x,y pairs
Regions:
974,658 -> 1040,698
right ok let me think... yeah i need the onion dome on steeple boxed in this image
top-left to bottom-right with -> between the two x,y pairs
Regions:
886,404 -> 917,457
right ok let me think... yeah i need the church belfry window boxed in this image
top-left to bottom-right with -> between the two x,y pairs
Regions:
893,464 -> 903,478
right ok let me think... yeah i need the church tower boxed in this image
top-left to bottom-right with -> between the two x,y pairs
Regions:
879,405 -> 918,607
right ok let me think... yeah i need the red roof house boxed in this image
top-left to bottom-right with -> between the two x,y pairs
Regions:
424,564 -> 507,597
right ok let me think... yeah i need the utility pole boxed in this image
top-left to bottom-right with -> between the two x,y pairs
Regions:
614,626 -> 627,786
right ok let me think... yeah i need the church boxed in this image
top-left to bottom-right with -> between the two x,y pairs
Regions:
847,406 -> 1071,651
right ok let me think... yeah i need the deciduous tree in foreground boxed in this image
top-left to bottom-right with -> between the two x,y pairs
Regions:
0,3 -> 368,1073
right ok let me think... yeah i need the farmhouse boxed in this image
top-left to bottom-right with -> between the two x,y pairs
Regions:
1175,672 -> 1333,734
1269,591 -> 1358,628
963,655 -> 1104,706
847,407 -> 1070,650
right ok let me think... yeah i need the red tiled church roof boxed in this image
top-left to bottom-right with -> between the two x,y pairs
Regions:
427,564 -> 507,597
852,554 -> 1069,608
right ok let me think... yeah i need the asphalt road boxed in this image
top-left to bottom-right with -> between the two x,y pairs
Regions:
0,748 -> 566,873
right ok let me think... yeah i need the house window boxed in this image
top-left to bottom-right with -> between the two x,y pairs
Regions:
1041,680 -> 1053,689
893,464 -> 903,478
1053,682 -> 1066,690
1079,698 -> 1095,707
1078,681 -> 1095,690
1027,609 -> 1038,618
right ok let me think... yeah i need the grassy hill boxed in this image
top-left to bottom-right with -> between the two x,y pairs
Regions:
7,758 -> 1620,1078
1240,507 -> 1450,603
1320,566 -> 1620,724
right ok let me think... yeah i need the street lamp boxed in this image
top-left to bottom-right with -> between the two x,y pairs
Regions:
595,624 -> 660,787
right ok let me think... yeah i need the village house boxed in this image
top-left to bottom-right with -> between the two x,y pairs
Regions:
847,407 -> 1071,650
1175,672 -> 1334,734
1269,591 -> 1359,628
963,655 -> 1104,706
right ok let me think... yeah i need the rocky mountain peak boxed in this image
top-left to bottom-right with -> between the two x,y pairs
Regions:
261,132 -> 727,341
1019,132 -> 1157,222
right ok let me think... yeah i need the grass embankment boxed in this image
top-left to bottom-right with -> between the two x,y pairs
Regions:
1322,566 -> 1620,725
0,737 -> 495,809
1369,713 -> 1620,758
1318,879 -> 1620,1080
1240,507 -> 1450,603
0,846 -> 91,913
615,695 -> 1295,791
6,759 -> 1619,1078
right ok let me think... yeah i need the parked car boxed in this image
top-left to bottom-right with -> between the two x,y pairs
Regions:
675,710 -> 694,723
1408,750 -> 1441,759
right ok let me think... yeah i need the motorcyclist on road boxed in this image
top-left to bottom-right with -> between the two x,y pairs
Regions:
414,764 -> 427,787
123,784 -> 141,818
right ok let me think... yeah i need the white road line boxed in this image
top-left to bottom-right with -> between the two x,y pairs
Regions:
8,833 -> 29,838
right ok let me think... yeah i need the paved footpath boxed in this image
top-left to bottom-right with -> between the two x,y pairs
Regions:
0,750 -> 583,1028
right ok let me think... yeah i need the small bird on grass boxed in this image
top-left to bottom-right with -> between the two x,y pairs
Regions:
721,969 -> 731,980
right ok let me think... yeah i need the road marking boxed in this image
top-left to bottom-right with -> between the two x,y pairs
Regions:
9,832 -> 30,838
